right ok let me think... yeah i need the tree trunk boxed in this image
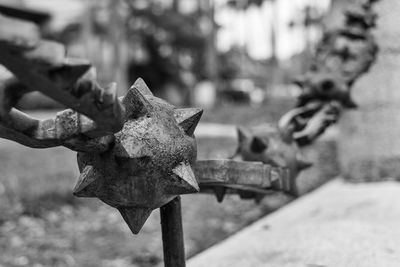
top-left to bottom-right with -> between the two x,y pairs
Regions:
110,0 -> 128,96
201,0 -> 218,82
338,0 -> 400,181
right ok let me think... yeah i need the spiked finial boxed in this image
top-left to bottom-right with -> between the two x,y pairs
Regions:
122,85 -> 152,118
234,125 -> 311,182
118,207 -> 152,234
74,78 -> 203,234
167,162 -> 200,194
237,126 -> 248,143
133,78 -> 153,96
213,187 -> 227,202
50,60 -> 91,89
73,166 -> 99,197
250,136 -> 268,153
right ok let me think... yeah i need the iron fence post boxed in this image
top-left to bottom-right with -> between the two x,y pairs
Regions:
160,196 -> 186,267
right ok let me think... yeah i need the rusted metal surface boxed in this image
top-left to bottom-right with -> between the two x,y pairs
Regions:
75,80 -> 203,234
161,197 -> 186,267
193,123 -> 310,203
233,126 -> 311,181
0,1 -> 381,259
226,125 -> 310,200
0,13 -> 205,235
0,13 -> 124,152
225,0 -> 380,203
195,159 -> 290,202
0,9 -> 294,238
0,12 -> 295,215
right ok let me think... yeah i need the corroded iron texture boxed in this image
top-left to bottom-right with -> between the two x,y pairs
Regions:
197,124 -> 311,203
74,80 -> 203,234
160,197 -> 186,267
0,13 -> 123,152
0,13 -> 204,234
233,125 -> 311,198
194,159 -> 290,202
233,126 -> 311,179
225,0 -> 380,203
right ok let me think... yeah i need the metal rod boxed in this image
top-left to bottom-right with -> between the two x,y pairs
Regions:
160,196 -> 186,267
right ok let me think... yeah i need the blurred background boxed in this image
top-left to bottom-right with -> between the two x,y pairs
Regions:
0,0 -> 344,266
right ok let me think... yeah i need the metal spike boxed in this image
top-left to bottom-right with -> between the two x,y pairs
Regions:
174,108 -> 203,136
122,85 -> 152,118
118,207 -> 152,234
213,187 -> 227,203
133,78 -> 153,96
236,126 -> 249,144
296,154 -> 313,170
254,194 -> 264,204
73,165 -> 99,197
344,96 -> 358,108
168,162 -> 199,194
250,136 -> 268,153
49,61 -> 92,90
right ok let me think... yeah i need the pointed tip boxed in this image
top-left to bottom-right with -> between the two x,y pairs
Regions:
133,78 -> 153,96
213,187 -> 227,203
296,154 -> 313,170
174,108 -> 203,136
254,194 -> 264,204
168,162 -> 199,195
173,108 -> 202,124
122,85 -> 151,117
118,207 -> 153,234
250,136 -> 268,153
50,60 -> 92,89
73,165 -> 99,197
345,97 -> 358,109
237,126 -> 248,143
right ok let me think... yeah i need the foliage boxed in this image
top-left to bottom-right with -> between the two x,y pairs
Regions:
226,0 -> 271,9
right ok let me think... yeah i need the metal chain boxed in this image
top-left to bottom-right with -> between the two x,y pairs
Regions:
279,0 -> 380,146
199,0 -> 381,202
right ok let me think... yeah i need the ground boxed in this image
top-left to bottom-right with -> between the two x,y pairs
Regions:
0,98 -> 337,267
188,180 -> 400,267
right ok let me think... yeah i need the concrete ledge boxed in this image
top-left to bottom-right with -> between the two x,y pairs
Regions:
188,179 -> 400,267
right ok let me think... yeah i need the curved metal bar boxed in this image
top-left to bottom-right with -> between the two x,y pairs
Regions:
0,13 -> 124,152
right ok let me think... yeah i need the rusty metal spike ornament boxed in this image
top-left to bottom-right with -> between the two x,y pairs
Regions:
196,125 -> 311,202
195,159 -> 291,202
74,82 -> 203,234
233,125 -> 311,183
174,108 -> 203,136
0,13 -> 204,235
